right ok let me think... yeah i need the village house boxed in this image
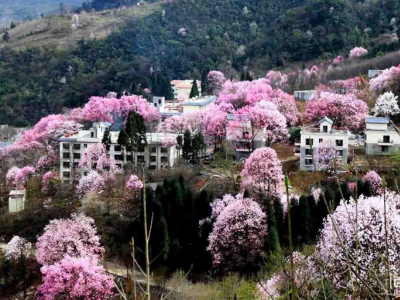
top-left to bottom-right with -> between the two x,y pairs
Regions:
171,80 -> 202,100
293,90 -> 314,101
299,117 -> 350,171
364,117 -> 400,155
59,122 -> 178,181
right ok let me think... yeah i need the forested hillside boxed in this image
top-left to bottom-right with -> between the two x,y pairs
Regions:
1,0 -> 400,126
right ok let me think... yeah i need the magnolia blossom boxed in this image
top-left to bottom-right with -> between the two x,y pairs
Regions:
14,166 -> 35,187
162,135 -> 177,148
36,213 -> 104,266
348,182 -> 356,193
6,166 -> 20,183
333,55 -> 344,64
257,252 -> 317,299
208,71 -> 226,96
41,171 -> 59,193
315,192 -> 400,296
312,188 -> 322,203
373,91 -> 400,118
265,70 -> 288,89
303,91 -> 368,132
207,196 -> 267,270
6,236 -> 32,261
241,147 -> 283,197
362,170 -> 383,195
349,47 -> 368,59
370,64 -> 400,93
76,171 -> 106,199
315,141 -> 344,179
36,256 -> 114,300
125,175 -> 143,200
81,95 -> 160,124
157,113 -> 201,134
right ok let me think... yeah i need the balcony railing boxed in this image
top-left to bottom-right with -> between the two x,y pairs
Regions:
378,140 -> 393,144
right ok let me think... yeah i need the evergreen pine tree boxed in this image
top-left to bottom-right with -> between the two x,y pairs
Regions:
201,69 -> 209,96
265,197 -> 281,254
117,128 -> 128,148
273,197 -> 285,244
176,135 -> 183,158
163,76 -> 174,100
192,132 -> 205,172
125,111 -> 147,153
2,31 -> 9,42
182,130 -> 192,161
102,127 -> 112,150
298,196 -> 311,245
189,79 -> 199,98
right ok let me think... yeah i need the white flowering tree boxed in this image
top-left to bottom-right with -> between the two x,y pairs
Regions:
373,91 -> 400,118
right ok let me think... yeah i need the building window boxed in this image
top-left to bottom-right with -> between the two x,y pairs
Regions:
114,155 -> 123,161
138,155 -> 145,163
305,159 -> 313,166
149,165 -> 157,170
63,153 -> 70,159
73,144 -> 81,150
305,149 -> 313,156
63,144 -> 69,150
161,147 -> 168,153
150,156 -> 157,162
73,153 -> 81,159
323,126 -> 328,133
138,146 -> 145,152
159,99 -> 162,104
336,140 -> 343,147
116,164 -> 122,169
154,103 -> 157,107
63,162 -> 70,168
382,146 -> 389,153
114,145 -> 122,152
126,145 -> 132,152
91,132 -> 94,138
83,144 -> 88,148
383,135 -> 391,143
306,138 -> 313,146
73,162 -> 79,168
337,150 -> 343,157
319,138 -> 323,143
151,147 -> 157,153
161,157 -> 168,163
63,172 -> 70,178
127,155 -> 133,162
84,172 -> 88,176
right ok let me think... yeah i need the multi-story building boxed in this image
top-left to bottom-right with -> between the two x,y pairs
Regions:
299,117 -> 350,171
293,90 -> 315,101
182,96 -> 216,113
59,122 -> 178,181
171,80 -> 202,100
364,117 -> 400,155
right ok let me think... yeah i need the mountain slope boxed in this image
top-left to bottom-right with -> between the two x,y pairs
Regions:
0,0 -> 85,26
1,0 -> 400,126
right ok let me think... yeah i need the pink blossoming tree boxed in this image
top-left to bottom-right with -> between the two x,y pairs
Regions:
349,47 -> 368,59
36,256 -> 114,300
124,175 -> 143,200
315,141 -> 344,179
208,71 -> 226,96
36,213 -> 104,266
362,170 -> 383,195
303,91 -> 368,132
370,64 -> 400,93
76,170 -> 106,199
241,147 -> 283,197
207,195 -> 267,271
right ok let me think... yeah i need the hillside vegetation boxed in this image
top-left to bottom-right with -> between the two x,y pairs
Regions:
1,0 -> 400,126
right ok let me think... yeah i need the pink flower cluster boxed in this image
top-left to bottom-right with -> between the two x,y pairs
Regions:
76,170 -> 106,199
241,147 -> 283,197
303,91 -> 368,132
41,171 -> 59,193
125,175 -> 143,199
349,47 -> 368,59
81,95 -> 160,124
207,195 -> 267,270
36,213 -> 104,266
315,141 -> 344,179
362,170 -> 383,195
6,236 -> 32,261
333,55 -> 344,64
370,64 -> 400,93
265,70 -> 288,89
36,256 -> 114,300
348,182 -> 356,193
208,70 -> 226,96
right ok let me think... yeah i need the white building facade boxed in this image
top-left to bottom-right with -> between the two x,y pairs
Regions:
182,96 -> 216,113
364,117 -> 400,155
300,117 -> 350,171
171,80 -> 202,100
59,123 -> 178,181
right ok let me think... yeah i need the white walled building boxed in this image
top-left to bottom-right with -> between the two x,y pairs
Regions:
294,90 -> 314,101
182,96 -> 216,113
171,80 -> 202,100
9,190 -> 26,213
59,122 -> 178,181
300,117 -> 350,171
364,117 -> 400,155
